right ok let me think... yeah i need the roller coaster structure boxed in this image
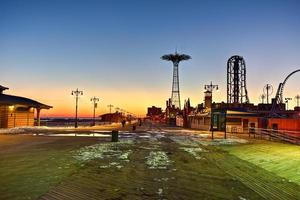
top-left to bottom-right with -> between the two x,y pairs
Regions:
270,69 -> 300,116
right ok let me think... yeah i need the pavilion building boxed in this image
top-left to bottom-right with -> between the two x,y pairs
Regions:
0,85 -> 52,128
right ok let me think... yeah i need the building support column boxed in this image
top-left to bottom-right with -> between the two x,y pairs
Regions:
36,108 -> 41,126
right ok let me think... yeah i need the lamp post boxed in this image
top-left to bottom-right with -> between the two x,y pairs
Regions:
71,88 -> 83,128
204,81 -> 219,99
107,104 -> 114,123
263,84 -> 273,104
295,95 -> 300,107
285,97 -> 292,110
260,94 -> 266,104
90,96 -> 99,126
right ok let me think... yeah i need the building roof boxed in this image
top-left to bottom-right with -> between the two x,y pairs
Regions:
0,85 -> 9,94
0,94 -> 52,109
226,110 -> 258,117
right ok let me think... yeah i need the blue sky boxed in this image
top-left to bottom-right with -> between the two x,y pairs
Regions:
0,0 -> 300,116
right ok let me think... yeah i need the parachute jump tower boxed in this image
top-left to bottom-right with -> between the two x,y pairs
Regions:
161,52 -> 191,109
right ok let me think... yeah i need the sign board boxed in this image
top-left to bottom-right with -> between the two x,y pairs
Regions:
211,109 -> 226,131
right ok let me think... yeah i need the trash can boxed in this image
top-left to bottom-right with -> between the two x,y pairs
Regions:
111,130 -> 119,142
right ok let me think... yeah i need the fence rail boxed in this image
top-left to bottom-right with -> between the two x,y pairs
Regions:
248,127 -> 300,145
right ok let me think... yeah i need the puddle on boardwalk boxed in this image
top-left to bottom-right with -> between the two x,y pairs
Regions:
32,132 -> 139,138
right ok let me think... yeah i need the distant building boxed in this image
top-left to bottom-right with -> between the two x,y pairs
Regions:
204,90 -> 212,109
147,106 -> 162,117
0,85 -> 52,128
165,99 -> 181,125
147,106 -> 164,122
100,112 -> 124,123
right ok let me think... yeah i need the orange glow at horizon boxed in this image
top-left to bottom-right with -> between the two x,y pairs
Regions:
4,71 -> 300,118
7,86 -> 169,118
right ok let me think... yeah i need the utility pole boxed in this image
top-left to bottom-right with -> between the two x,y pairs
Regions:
295,95 -> 300,107
90,96 -> 100,126
107,104 -> 114,123
71,88 -> 83,128
285,97 -> 292,110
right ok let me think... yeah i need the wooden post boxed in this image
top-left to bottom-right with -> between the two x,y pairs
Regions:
36,108 -> 41,126
224,111 -> 227,139
211,120 -> 214,140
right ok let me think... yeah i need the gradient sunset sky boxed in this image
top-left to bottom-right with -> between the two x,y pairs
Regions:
1,0 -> 300,117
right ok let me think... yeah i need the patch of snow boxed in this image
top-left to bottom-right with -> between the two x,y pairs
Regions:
191,133 -> 209,138
146,151 -> 172,169
157,188 -> 163,196
0,126 -> 52,134
199,138 -> 248,146
170,136 -> 199,147
109,162 -> 119,166
154,177 -> 169,182
116,165 -> 123,169
118,150 -> 132,161
154,134 -> 165,139
138,135 -> 151,138
73,139 -> 133,168
180,147 -> 207,160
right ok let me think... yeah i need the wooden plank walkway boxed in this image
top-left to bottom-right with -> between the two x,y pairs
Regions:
40,136 -> 300,200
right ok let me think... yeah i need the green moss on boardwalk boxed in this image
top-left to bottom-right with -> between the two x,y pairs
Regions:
220,141 -> 300,185
0,136 -> 101,200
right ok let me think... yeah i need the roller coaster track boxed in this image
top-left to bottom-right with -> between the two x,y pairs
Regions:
270,69 -> 300,117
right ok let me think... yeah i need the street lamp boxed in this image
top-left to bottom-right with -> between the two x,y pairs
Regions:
295,95 -> 300,107
204,81 -> 219,102
204,81 -> 219,92
263,84 -> 273,104
260,94 -> 266,104
90,96 -> 100,126
107,104 -> 114,123
285,97 -> 292,110
71,88 -> 83,128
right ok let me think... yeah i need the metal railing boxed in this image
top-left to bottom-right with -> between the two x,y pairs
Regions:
248,127 -> 300,145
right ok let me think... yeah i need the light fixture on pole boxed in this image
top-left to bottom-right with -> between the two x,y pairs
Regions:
107,104 -> 114,123
295,94 -> 300,107
71,88 -> 83,128
204,81 -> 219,92
263,84 -> 273,104
285,97 -> 292,110
90,96 -> 100,126
204,81 -> 219,100
260,94 -> 266,104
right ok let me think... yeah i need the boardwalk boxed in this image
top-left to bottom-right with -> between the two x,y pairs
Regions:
40,124 -> 300,200
1,123 -> 300,200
